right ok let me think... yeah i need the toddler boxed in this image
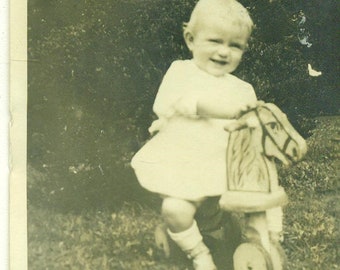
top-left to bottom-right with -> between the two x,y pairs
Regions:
132,0 -> 282,269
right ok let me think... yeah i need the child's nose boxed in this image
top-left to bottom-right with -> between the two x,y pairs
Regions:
218,45 -> 230,57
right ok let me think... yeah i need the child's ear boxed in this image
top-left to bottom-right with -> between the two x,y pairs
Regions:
183,29 -> 194,51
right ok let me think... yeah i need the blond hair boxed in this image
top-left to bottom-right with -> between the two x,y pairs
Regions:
185,0 -> 253,36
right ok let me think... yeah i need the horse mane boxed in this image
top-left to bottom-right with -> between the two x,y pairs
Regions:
227,121 -> 271,192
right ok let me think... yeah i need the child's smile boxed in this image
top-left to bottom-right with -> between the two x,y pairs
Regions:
211,58 -> 228,66
211,58 -> 227,64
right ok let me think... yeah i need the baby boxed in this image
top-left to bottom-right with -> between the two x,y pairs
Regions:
132,0 -> 282,269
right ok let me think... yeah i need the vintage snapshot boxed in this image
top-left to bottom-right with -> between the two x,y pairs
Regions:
11,0 -> 339,269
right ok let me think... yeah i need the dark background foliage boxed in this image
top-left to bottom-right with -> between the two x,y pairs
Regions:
28,0 -> 339,210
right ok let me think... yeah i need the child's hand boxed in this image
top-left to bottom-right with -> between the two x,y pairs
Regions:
256,100 -> 265,107
224,115 -> 260,131
236,100 -> 264,118
241,100 -> 264,112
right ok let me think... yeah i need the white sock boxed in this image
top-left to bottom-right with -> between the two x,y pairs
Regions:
167,220 -> 203,251
167,220 -> 216,269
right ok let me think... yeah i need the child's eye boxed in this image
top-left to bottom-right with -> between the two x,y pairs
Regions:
230,43 -> 245,50
208,39 -> 222,44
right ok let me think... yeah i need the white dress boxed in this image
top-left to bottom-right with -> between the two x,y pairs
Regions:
131,60 -> 257,201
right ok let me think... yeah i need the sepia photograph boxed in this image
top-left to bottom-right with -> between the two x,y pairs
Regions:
12,0 -> 340,269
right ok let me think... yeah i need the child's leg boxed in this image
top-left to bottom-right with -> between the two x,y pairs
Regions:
162,197 -> 216,270
162,197 -> 198,232
266,206 -> 284,242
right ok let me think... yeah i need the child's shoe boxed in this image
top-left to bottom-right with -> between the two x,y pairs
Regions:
189,241 -> 216,270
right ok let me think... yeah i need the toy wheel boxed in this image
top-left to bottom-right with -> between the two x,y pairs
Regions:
233,243 -> 272,270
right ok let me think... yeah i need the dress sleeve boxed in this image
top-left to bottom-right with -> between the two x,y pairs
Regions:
153,61 -> 196,118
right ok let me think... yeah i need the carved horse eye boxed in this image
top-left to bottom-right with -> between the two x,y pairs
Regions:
269,122 -> 279,130
266,122 -> 282,134
270,123 -> 276,129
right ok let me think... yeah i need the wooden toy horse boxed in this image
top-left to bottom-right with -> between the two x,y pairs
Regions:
220,102 -> 307,270
154,102 -> 307,270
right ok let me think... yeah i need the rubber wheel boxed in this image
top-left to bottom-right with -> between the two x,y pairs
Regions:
233,243 -> 272,270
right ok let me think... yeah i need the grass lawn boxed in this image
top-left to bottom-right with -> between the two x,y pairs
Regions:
28,116 -> 339,269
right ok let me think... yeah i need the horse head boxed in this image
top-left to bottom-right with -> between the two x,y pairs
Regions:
224,102 -> 307,192
225,103 -> 307,166
255,103 -> 307,165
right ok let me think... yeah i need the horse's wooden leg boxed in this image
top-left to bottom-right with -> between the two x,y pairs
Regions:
245,212 -> 271,252
233,211 -> 286,270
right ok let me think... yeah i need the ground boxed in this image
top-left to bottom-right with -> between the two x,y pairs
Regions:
28,116 -> 339,270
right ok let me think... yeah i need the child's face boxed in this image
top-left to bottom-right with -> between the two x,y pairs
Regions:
185,16 -> 249,77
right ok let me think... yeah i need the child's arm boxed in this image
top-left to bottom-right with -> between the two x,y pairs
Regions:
174,87 -> 257,119
196,95 -> 255,119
